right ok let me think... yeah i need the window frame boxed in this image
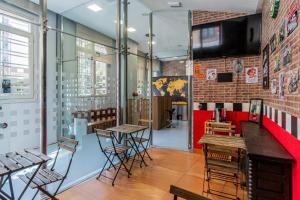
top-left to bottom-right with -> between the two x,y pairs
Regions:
0,9 -> 34,100
76,38 -> 109,98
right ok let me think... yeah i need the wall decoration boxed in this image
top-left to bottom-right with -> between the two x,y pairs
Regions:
287,69 -> 299,94
206,68 -> 217,81
271,79 -> 278,94
274,54 -> 281,72
246,66 -> 258,84
279,20 -> 286,43
152,76 -> 188,102
194,63 -> 202,78
233,58 -> 244,74
2,79 -> 11,93
248,98 -> 263,125
270,0 -> 280,18
270,34 -> 277,53
282,44 -> 292,66
287,2 -> 298,36
262,44 -> 270,89
279,72 -> 285,100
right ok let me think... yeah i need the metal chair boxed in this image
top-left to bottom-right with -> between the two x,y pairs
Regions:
127,119 -> 153,167
19,137 -> 79,200
202,144 -> 241,200
95,129 -> 131,186
170,185 -> 210,200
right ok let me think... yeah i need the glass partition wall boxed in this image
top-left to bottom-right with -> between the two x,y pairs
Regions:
0,0 -> 193,198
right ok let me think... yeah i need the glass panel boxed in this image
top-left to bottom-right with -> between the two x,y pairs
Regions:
95,61 -> 107,96
151,10 -> 190,151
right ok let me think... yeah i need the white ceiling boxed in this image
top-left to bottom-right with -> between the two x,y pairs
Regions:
30,0 -> 263,59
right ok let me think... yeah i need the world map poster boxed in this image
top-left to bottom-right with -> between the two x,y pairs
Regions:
152,76 -> 188,102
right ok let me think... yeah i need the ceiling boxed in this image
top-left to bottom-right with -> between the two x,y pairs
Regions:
30,0 -> 263,59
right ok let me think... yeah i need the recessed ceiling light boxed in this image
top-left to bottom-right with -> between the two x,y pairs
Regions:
87,4 -> 102,12
127,27 -> 136,32
168,1 -> 182,7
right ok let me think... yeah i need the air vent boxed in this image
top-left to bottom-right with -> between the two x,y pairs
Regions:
168,1 -> 182,8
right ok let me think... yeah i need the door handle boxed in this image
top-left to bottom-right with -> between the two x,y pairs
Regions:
0,123 -> 8,129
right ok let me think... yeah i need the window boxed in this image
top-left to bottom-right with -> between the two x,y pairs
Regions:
0,11 -> 33,99
77,38 -> 109,96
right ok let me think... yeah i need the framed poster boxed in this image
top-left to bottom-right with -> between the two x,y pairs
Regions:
248,99 -> 263,125
270,34 -> 277,53
2,79 -> 11,94
287,2 -> 298,36
287,69 -> 299,94
274,54 -> 281,72
282,44 -> 292,66
206,68 -> 217,81
262,45 -> 270,89
279,20 -> 286,43
271,79 -> 278,94
245,67 -> 258,84
279,72 -> 285,100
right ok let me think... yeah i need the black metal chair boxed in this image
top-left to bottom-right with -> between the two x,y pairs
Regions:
170,185 -> 210,200
95,129 -> 131,186
19,137 -> 79,200
126,119 -> 153,167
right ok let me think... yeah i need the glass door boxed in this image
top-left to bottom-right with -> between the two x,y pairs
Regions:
150,10 -> 192,151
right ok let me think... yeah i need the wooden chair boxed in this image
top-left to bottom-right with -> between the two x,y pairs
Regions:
95,129 -> 131,186
169,185 -> 210,200
19,137 -> 79,200
203,144 -> 241,200
205,121 -> 235,136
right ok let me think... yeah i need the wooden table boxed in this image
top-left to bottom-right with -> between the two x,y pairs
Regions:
0,149 -> 50,200
199,134 -> 246,150
107,124 -> 148,172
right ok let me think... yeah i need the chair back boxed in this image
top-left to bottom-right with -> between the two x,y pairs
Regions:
51,137 -> 79,175
169,185 -> 210,200
95,129 -> 114,152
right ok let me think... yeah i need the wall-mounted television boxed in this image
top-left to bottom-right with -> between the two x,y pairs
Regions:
192,14 -> 262,59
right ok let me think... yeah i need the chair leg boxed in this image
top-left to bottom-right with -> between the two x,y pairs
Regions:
32,189 -> 39,200
111,158 -> 123,186
97,153 -> 112,180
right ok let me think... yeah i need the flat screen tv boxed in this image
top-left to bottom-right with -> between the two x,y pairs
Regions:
192,14 -> 262,59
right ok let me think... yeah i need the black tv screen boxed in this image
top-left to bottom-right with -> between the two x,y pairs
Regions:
192,14 -> 261,59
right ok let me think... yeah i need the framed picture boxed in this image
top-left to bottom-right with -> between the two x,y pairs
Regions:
262,45 -> 270,89
245,66 -> 258,84
282,44 -> 292,66
287,2 -> 298,36
287,69 -> 299,94
279,72 -> 285,100
206,68 -> 217,81
248,98 -> 263,125
271,79 -> 278,95
279,20 -> 286,43
270,34 -> 277,53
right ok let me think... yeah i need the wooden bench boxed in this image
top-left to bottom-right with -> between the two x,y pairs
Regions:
73,108 -> 116,133
169,185 -> 210,200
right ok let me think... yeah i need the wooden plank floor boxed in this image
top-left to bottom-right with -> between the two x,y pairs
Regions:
58,148 -> 246,200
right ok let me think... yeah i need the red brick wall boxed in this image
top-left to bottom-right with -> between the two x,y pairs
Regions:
192,10 -> 262,103
261,0 -> 300,117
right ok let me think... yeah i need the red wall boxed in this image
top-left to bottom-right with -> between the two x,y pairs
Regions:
193,110 -> 248,149
263,116 -> 299,200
